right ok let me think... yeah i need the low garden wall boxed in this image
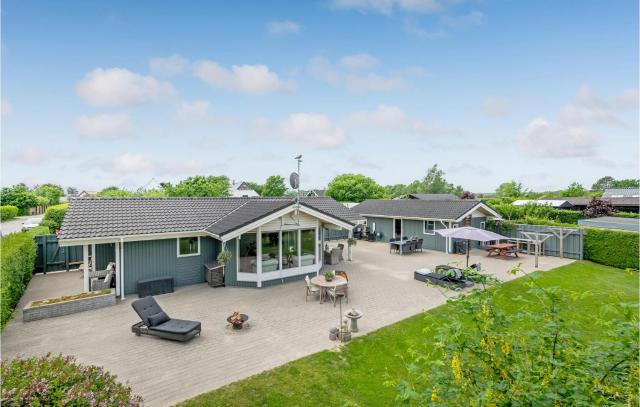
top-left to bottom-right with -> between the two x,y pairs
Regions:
23,289 -> 116,322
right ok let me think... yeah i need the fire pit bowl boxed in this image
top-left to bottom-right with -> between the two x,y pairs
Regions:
227,312 -> 249,329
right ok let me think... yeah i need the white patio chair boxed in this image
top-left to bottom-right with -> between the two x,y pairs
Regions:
305,275 -> 320,302
327,282 -> 348,307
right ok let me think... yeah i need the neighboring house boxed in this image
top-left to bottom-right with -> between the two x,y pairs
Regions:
408,193 -> 459,200
305,189 -> 326,197
352,199 -> 501,253
542,197 -> 639,213
512,199 -> 574,209
578,216 -> 639,232
229,181 -> 259,198
58,197 -> 360,297
602,188 -> 640,198
77,190 -> 97,197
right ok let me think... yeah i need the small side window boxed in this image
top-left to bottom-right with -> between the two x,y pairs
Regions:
178,237 -> 200,257
424,221 -> 435,235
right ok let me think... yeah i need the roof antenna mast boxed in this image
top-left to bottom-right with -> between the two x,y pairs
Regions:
291,155 -> 303,212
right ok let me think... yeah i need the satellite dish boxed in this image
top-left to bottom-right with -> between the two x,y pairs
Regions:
289,172 -> 299,189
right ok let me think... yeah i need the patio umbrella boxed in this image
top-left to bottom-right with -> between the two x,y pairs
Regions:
436,226 -> 509,267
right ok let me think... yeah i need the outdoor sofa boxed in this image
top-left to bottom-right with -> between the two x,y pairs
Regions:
131,296 -> 201,342
414,265 -> 474,289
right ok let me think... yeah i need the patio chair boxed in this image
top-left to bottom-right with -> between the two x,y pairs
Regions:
335,271 -> 348,281
324,248 -> 341,265
90,269 -> 114,291
130,296 -> 201,342
417,239 -> 424,252
337,244 -> 345,261
327,282 -> 349,307
305,275 -> 320,302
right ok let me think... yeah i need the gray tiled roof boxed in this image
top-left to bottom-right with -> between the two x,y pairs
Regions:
408,193 -> 459,200
353,199 -> 487,221
60,197 -> 358,240
603,188 -> 640,198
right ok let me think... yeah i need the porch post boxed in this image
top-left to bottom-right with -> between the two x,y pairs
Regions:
83,244 -> 89,292
348,229 -> 353,261
115,242 -> 121,296
256,227 -> 262,288
278,230 -> 283,280
120,239 -> 125,300
297,229 -> 302,271
400,219 -> 403,255
91,243 -> 96,272
315,226 -> 319,270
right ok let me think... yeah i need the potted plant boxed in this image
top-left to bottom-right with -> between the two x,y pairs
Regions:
347,237 -> 357,261
217,250 -> 232,269
324,271 -> 334,282
286,246 -> 295,267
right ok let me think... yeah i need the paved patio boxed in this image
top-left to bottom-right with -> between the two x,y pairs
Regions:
1,241 -> 573,406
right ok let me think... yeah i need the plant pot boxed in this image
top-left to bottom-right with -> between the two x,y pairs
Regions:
324,276 -> 333,282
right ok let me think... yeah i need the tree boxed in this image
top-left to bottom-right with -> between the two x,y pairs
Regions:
0,184 -> 38,215
384,184 -> 407,199
561,182 -> 586,197
34,183 -> 65,205
261,176 -> 287,197
164,176 -> 230,197
97,186 -> 133,197
592,176 -> 615,192
66,186 -> 78,196
495,181 -> 524,198
395,270 -> 639,406
584,197 -> 616,218
612,178 -> 640,188
421,165 -> 451,194
246,182 -> 264,196
459,191 -> 476,199
326,174 -> 386,203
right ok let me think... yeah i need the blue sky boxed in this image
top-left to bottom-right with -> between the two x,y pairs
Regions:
2,0 -> 638,193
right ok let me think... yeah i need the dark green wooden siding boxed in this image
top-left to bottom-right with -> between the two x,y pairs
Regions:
366,217 -> 393,241
123,237 -> 219,295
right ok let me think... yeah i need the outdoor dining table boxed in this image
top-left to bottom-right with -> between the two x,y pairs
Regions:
310,275 -> 347,304
486,243 -> 519,258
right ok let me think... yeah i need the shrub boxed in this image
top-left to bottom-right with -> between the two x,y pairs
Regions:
0,227 -> 48,329
614,211 -> 640,219
492,203 -> 582,225
584,228 -> 639,270
584,197 -> 616,218
41,203 -> 68,232
1,206 -> 18,221
1,354 -> 142,405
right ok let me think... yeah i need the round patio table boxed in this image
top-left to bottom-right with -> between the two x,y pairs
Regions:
310,275 -> 347,304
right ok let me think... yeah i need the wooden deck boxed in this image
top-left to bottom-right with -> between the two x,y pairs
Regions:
1,242 -> 573,406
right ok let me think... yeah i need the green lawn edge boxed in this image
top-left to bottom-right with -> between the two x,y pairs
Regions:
177,261 -> 639,407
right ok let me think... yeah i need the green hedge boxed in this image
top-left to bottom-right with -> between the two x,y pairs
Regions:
583,228 -> 639,270
614,211 -> 640,219
1,354 -> 142,405
0,227 -> 49,329
40,203 -> 68,232
1,205 -> 19,221
492,203 -> 583,225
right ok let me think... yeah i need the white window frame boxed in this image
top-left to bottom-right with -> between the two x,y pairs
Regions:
371,222 -> 376,232
177,236 -> 200,257
423,220 -> 435,235
480,221 -> 486,230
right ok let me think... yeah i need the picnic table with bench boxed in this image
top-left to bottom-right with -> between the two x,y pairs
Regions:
485,243 -> 518,258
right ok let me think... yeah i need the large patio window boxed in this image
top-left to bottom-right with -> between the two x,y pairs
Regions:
261,232 -> 280,272
299,229 -> 316,266
282,230 -> 297,269
238,233 -> 257,273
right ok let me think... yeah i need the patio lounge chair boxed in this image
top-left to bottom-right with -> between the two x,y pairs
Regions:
414,266 -> 474,289
90,269 -> 114,291
131,296 -> 201,342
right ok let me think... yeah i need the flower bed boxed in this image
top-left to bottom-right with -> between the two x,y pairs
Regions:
23,289 -> 115,322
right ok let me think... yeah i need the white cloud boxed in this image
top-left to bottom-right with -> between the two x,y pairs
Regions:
74,114 -> 132,138
253,113 -> 345,148
2,98 -> 13,116
195,60 -> 295,95
75,68 -> 176,107
612,89 -> 639,109
267,20 -> 301,34
558,105 -> 623,126
350,156 -> 382,169
3,145 -> 48,165
482,98 -> 511,118
307,56 -> 341,85
109,153 -> 155,173
340,53 -> 379,70
345,73 -> 406,92
442,11 -> 484,28
330,0 -> 442,14
149,55 -> 189,76
347,104 -> 457,135
175,100 -> 210,122
516,118 -> 597,158
403,18 -> 446,39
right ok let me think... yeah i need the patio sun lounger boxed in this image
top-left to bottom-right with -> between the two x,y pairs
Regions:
131,296 -> 201,342
414,266 -> 474,289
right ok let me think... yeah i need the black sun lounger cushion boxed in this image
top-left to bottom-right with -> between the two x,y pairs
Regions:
149,319 -> 201,335
148,311 -> 170,327
131,296 -> 164,326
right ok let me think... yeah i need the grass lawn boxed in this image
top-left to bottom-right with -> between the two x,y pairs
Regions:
178,261 -> 639,407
